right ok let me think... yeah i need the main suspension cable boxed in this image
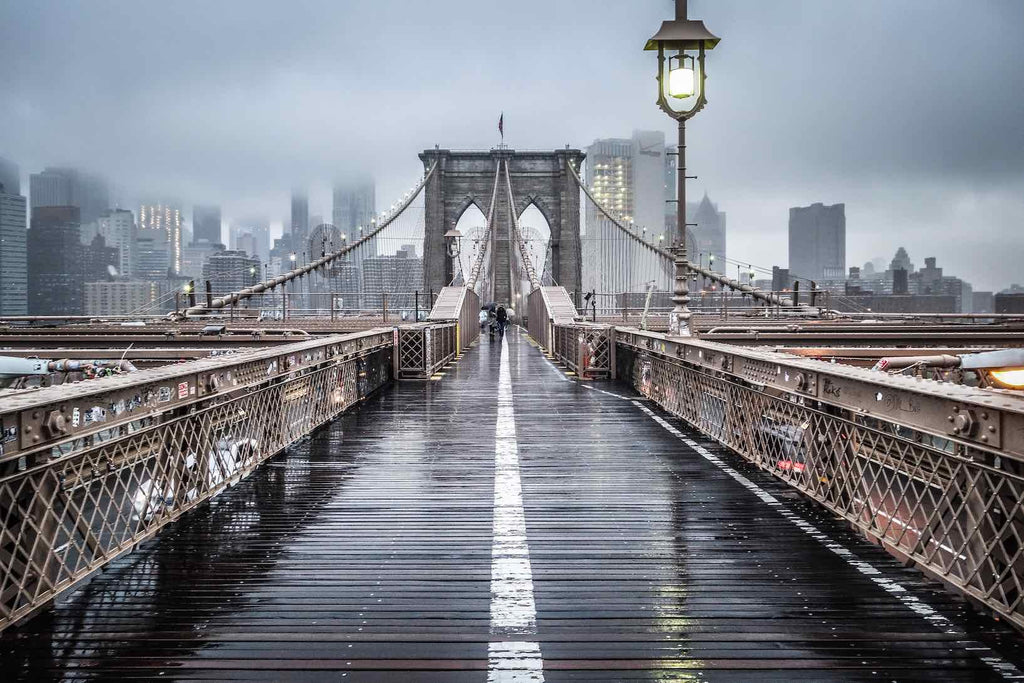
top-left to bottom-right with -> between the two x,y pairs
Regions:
175,163 -> 438,318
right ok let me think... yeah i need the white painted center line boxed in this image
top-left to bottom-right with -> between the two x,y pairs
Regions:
488,334 -> 544,682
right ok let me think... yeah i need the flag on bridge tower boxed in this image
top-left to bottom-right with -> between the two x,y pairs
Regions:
498,112 -> 504,143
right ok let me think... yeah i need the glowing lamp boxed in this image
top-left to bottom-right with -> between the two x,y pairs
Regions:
959,349 -> 1024,390
668,54 -> 696,98
988,368 -> 1024,389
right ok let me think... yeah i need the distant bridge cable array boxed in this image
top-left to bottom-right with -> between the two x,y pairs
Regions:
464,162 -> 502,299
503,159 -> 541,296
568,161 -> 810,311
711,254 -> 871,314
175,163 -> 438,319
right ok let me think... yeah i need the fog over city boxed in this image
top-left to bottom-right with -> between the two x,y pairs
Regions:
2,0 -> 1022,289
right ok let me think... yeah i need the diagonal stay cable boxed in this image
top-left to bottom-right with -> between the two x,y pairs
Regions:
567,161 -> 809,311
175,163 -> 438,318
503,158 -> 540,292
465,161 -> 503,293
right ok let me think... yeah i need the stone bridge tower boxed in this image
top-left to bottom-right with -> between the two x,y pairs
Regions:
420,147 -> 585,304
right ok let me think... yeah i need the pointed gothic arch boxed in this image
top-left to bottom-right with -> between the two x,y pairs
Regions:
420,148 -> 584,304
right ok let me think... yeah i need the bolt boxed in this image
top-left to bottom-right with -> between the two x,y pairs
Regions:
989,425 -> 996,433
981,435 -> 989,443
981,412 -> 989,420
947,415 -> 954,422
44,410 -> 68,437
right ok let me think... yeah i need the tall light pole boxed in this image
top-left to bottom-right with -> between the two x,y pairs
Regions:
646,0 -> 719,336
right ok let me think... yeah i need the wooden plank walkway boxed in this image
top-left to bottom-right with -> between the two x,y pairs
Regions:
1,327 -> 1021,681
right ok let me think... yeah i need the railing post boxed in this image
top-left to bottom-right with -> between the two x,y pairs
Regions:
383,292 -> 388,322
609,326 -> 617,380
415,290 -> 420,322
205,280 -> 213,309
392,326 -> 400,378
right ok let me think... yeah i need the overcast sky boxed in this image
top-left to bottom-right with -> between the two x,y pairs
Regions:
2,0 -> 1022,290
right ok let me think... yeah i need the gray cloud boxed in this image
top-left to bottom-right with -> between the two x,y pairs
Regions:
1,0 -> 1022,289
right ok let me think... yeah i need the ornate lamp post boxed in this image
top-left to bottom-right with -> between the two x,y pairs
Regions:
646,0 -> 719,336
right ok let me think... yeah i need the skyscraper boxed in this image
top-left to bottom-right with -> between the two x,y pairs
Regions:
0,158 -> 28,315
135,232 -> 171,280
27,206 -> 115,314
96,209 -> 135,278
85,280 -> 172,316
202,250 -> 261,297
291,190 -> 309,246
235,232 -> 258,258
332,179 -> 375,244
29,167 -> 109,224
192,205 -> 222,245
0,157 -> 19,196
686,194 -> 726,271
584,130 -> 671,293
361,244 -> 423,310
139,203 -> 183,275
788,202 -> 846,282
28,206 -> 81,314
181,240 -> 225,279
230,218 -> 270,263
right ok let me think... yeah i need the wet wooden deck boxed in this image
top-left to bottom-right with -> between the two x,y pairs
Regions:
1,327 -> 1021,681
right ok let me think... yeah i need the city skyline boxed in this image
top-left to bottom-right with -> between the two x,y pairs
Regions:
2,1 -> 1021,290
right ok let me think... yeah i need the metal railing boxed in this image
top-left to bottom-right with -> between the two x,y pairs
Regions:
526,286 -> 577,352
428,286 -> 482,357
611,328 -> 1024,631
552,323 -> 614,379
0,328 -> 395,631
396,320 -> 459,379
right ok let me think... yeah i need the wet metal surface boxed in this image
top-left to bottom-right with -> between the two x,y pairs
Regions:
1,327 -> 1022,681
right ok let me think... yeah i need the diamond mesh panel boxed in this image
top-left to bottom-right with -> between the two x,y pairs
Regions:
0,347 -> 391,630
631,351 -> 1024,630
